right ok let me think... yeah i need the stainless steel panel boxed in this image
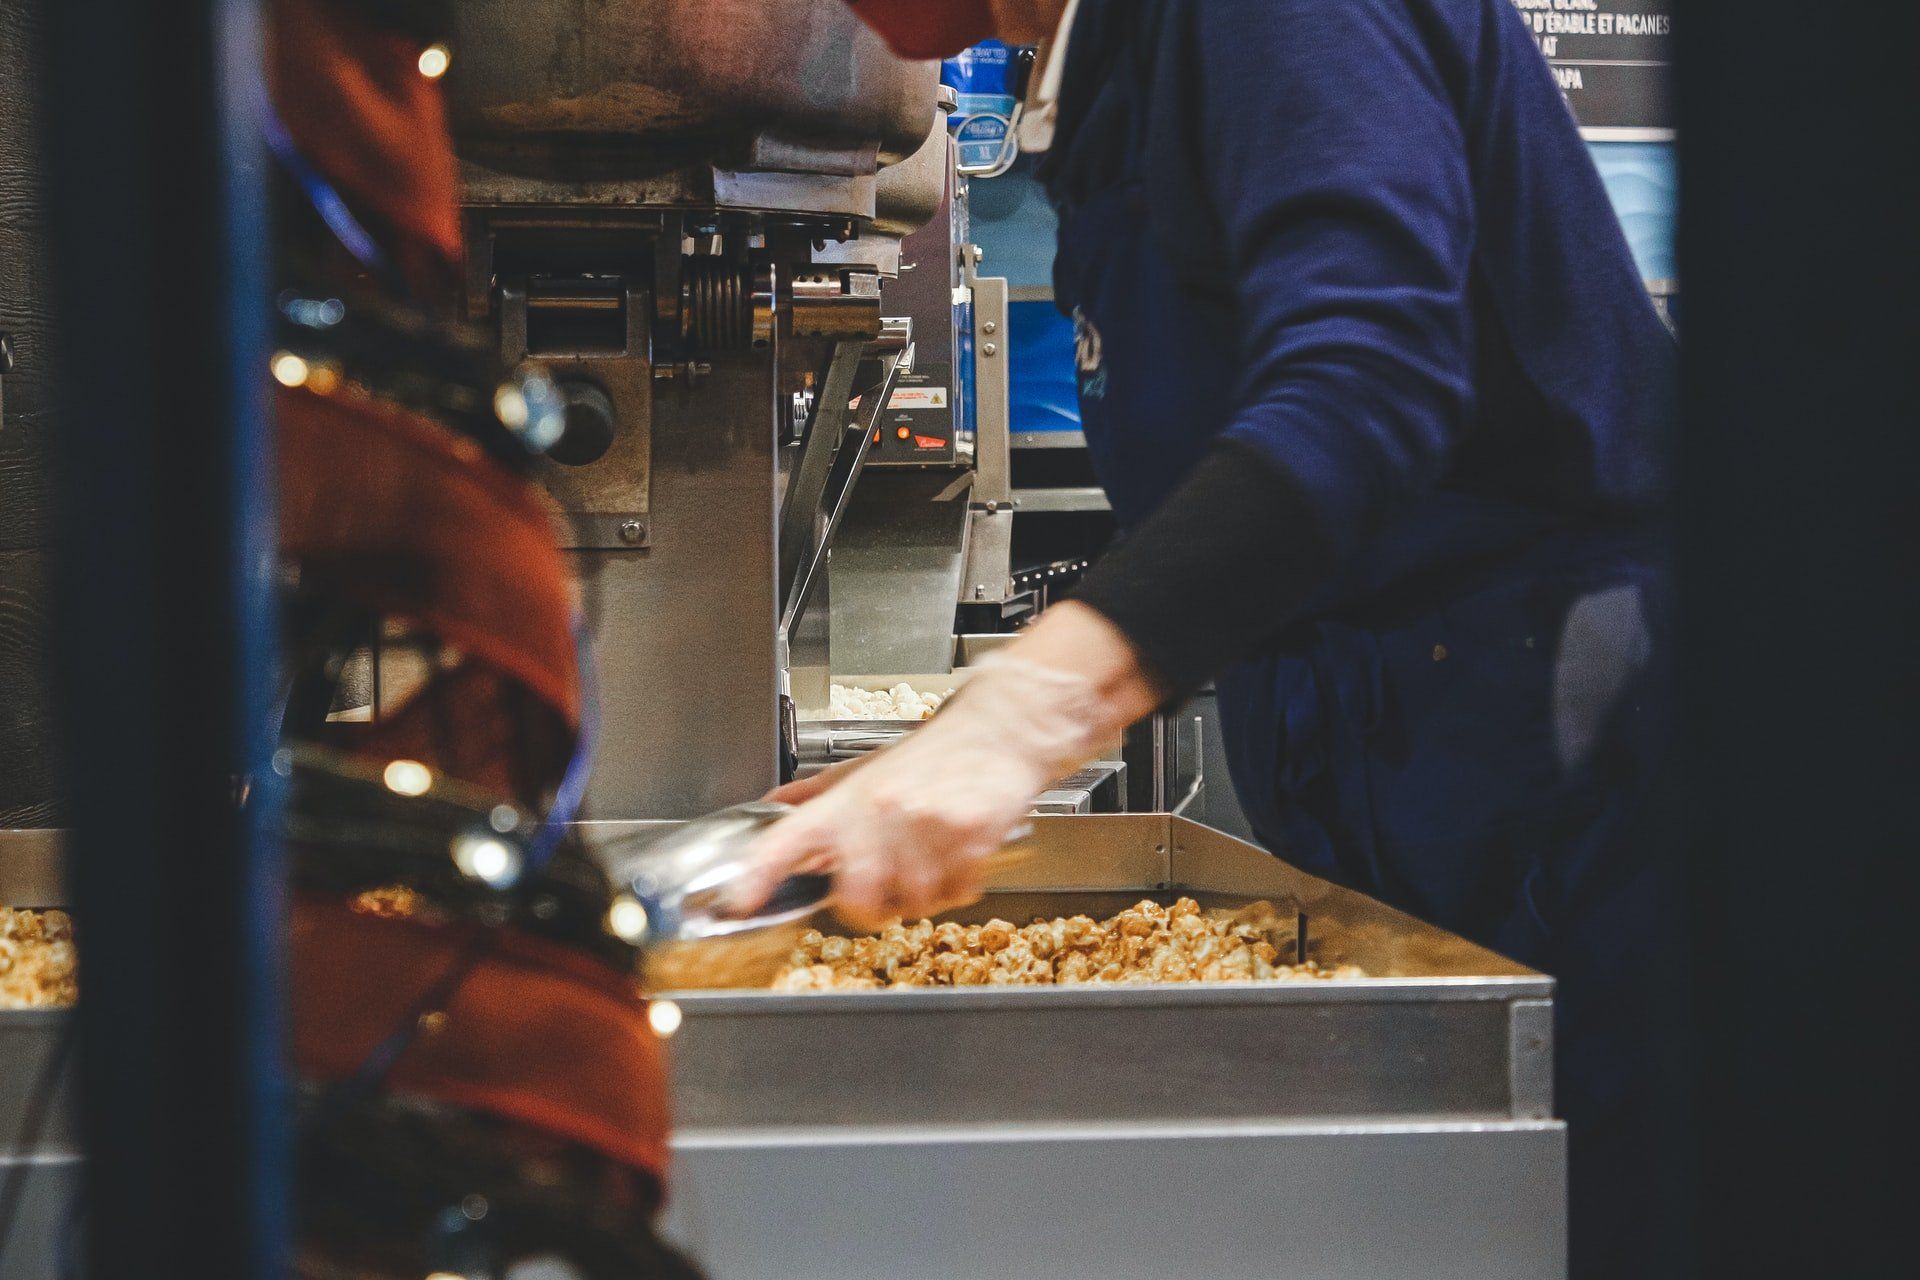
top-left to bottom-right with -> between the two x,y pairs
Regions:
578,354 -> 782,819
969,273 -> 1011,507
786,570 -> 832,717
1509,998 -> 1557,1121
958,506 -> 1014,604
1011,429 -> 1087,449
446,0 -> 937,167
1013,485 -> 1111,513
952,631 -> 1016,665
777,341 -> 868,604
779,351 -> 904,646
0,1153 -> 81,1278
664,1122 -> 1568,1280
0,1007 -> 77,1275
0,827 -> 65,906
666,984 -> 1531,1131
828,473 -> 973,675
0,1009 -> 73,1147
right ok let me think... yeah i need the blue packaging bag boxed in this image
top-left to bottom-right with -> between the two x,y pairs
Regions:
943,41 -> 1020,171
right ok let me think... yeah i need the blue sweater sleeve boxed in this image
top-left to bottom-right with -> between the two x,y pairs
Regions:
1071,0 -> 1479,697
1198,0 -> 1475,559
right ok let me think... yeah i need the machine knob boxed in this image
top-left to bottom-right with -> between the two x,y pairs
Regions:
546,380 -> 617,467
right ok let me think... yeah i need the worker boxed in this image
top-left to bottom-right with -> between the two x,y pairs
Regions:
748,2 -> 1679,1274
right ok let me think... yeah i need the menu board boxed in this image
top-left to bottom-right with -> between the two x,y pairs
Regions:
1509,0 -> 1674,134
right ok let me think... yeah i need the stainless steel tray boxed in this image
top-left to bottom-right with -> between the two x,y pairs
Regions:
660,814 -> 1555,1134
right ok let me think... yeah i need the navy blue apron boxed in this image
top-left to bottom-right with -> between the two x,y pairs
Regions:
1057,178 -> 1674,1279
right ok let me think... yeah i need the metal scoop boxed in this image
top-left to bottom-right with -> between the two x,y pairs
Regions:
595,800 -> 1035,990
586,802 -> 824,991
602,801 -> 826,947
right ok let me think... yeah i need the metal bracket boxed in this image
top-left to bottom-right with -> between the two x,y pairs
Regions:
780,345 -> 907,641
500,280 -> 656,550
1508,998 -> 1556,1120
778,338 -> 871,601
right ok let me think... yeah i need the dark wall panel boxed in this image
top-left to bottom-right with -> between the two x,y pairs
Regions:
0,0 -> 61,828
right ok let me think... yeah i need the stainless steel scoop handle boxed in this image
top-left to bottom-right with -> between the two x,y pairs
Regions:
599,801 -> 1039,945
600,802 -> 826,944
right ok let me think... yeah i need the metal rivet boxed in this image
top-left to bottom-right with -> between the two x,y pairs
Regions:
619,520 -> 645,544
983,321 -> 998,335
983,343 -> 998,357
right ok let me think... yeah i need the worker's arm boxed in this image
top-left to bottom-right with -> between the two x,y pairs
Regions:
743,0 -> 1474,924
1073,0 -> 1476,697
740,602 -> 1158,929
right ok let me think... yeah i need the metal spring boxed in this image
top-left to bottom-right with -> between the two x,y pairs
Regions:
681,259 -> 752,352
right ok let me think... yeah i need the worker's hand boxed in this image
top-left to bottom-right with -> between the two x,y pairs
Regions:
734,603 -> 1162,930
763,753 -> 875,807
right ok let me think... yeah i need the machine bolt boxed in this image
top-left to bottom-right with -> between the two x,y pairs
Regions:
983,343 -> 998,357
974,584 -> 987,599
983,320 -> 998,335
619,520 -> 646,544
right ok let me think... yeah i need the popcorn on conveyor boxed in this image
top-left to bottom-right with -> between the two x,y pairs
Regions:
816,682 -> 953,721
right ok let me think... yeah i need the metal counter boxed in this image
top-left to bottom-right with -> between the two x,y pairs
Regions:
1,818 -> 1568,1277
0,831 -> 73,1276
656,814 -> 1567,1279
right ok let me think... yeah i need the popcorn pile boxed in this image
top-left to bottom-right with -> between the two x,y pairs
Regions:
772,897 -> 1366,990
1,907 -> 78,1009
817,682 -> 952,722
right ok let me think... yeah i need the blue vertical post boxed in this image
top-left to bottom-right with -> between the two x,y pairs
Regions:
44,0 -> 285,1274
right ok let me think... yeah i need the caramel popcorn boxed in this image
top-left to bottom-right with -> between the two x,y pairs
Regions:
1,907 -> 78,1009
771,898 -> 1365,991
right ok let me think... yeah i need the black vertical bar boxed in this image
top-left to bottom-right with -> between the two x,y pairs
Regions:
44,0 -> 285,1275
1677,3 -> 1920,1277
